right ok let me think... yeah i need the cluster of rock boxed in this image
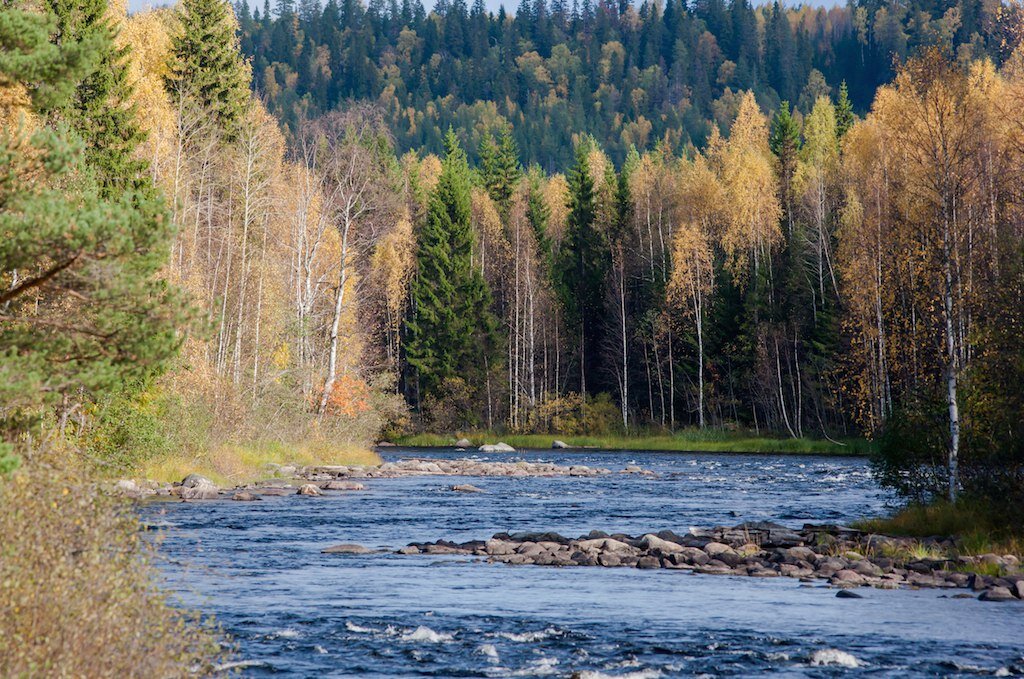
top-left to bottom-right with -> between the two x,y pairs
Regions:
393,522 -> 1024,602
301,458 -> 627,479
111,474 -> 367,501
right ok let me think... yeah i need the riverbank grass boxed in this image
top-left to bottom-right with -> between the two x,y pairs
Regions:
139,441 -> 381,486
855,501 -> 1024,558
396,430 -> 873,456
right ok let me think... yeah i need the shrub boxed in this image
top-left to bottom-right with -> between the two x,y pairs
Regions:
527,392 -> 623,436
0,455 -> 225,676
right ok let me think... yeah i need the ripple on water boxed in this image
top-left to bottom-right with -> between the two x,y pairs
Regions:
143,449 -> 1022,677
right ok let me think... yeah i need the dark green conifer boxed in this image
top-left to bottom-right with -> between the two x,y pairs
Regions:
835,80 -> 855,140
166,0 -> 252,138
47,0 -> 150,196
406,130 -> 500,406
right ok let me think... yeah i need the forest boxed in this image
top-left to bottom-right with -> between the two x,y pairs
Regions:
0,0 -> 1021,506
2,0 -> 1024,671
237,0 -> 1018,166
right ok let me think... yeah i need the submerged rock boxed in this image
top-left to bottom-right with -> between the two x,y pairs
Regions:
322,543 -> 374,554
232,491 -> 259,501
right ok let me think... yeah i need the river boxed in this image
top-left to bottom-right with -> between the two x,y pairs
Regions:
143,448 -> 1023,677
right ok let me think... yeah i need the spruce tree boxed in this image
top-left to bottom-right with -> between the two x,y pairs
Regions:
558,141 -> 607,394
835,80 -> 855,140
166,0 -> 252,138
48,0 -> 150,196
478,127 -> 522,221
406,130 -> 499,406
769,101 -> 800,234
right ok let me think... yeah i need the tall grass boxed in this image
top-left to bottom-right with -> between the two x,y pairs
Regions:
855,501 -> 1024,557
396,429 -> 874,456
139,440 -> 381,485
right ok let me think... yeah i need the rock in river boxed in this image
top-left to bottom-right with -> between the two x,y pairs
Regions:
451,484 -> 485,493
321,480 -> 365,491
454,438 -> 472,448
322,543 -> 374,554
297,484 -> 322,496
552,440 -> 569,449
479,442 -> 516,453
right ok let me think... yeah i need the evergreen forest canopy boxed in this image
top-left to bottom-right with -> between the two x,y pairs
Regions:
237,0 -> 1019,166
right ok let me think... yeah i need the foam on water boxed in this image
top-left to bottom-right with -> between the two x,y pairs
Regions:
809,648 -> 862,668
401,625 -> 454,643
497,627 -> 562,642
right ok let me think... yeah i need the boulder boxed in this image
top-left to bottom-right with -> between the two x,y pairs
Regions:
703,542 -> 735,558
979,586 -> 1017,602
321,480 -> 365,491
479,442 -> 516,453
552,440 -> 570,449
232,491 -> 259,501
830,570 -> 866,586
454,438 -> 472,449
257,487 -> 291,496
175,483 -> 219,500
451,484 -> 485,493
636,556 -> 662,569
639,534 -> 684,554
297,484 -> 322,496
322,543 -> 374,554
278,465 -> 297,477
836,590 -> 864,599
598,553 -> 622,568
783,546 -> 817,563
180,473 -> 214,488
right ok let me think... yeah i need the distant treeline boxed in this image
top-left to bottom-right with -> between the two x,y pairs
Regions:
236,0 -> 1017,166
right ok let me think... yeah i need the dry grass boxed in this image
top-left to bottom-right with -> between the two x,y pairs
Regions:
0,456 -> 226,677
139,440 -> 381,486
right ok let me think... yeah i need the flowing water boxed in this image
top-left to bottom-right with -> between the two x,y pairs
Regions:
143,449 -> 1024,677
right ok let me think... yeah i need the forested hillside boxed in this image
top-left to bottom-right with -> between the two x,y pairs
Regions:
238,0 -> 1016,165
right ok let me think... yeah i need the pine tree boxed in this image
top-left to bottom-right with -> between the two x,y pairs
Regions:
835,80 -> 855,140
0,5 -> 185,461
166,0 -> 252,138
406,130 -> 499,406
47,0 -> 151,196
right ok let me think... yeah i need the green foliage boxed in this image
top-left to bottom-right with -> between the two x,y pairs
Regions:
0,8 -> 99,111
478,127 -> 522,221
47,0 -> 152,196
558,141 -> 608,392
235,0 -> 994,165
405,130 -> 501,407
835,81 -> 855,139
166,0 -> 251,138
0,2 -> 186,461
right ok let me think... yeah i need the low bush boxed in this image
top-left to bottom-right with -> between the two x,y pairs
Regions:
0,453 -> 225,677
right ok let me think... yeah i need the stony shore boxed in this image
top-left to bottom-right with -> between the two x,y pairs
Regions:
113,455 -> 652,499
391,523 -> 1024,603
